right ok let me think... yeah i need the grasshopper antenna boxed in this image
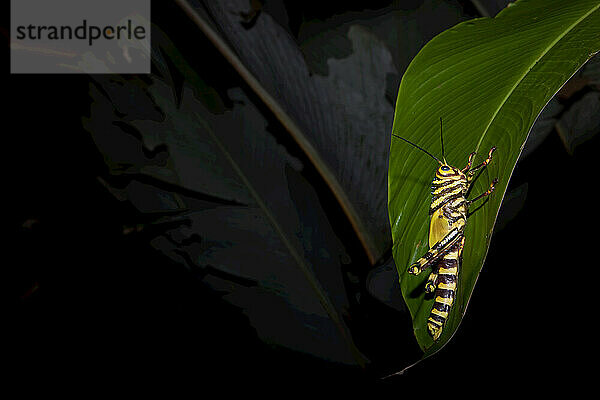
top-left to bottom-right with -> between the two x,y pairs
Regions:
440,117 -> 447,164
391,133 -> 442,164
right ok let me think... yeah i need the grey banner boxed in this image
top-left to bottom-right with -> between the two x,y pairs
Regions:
11,0 -> 151,73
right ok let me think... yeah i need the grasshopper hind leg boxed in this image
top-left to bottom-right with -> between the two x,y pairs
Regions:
407,227 -> 463,275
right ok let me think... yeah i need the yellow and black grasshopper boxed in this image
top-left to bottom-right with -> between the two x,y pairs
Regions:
393,119 -> 497,340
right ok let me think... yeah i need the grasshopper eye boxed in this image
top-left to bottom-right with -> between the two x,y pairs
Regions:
440,166 -> 450,171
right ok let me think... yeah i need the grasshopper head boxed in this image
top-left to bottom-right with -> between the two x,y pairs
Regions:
436,164 -> 465,181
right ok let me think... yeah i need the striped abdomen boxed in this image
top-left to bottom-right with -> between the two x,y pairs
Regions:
427,243 -> 461,340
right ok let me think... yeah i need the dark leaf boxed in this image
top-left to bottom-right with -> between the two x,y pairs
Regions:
84,73 -> 367,366
197,0 -> 399,262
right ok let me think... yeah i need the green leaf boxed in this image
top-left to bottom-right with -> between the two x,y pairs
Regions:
388,0 -> 600,357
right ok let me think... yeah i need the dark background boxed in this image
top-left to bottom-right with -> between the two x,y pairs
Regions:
4,0 -> 597,392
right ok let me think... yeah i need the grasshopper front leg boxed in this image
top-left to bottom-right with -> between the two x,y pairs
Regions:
468,178 -> 498,205
466,146 -> 496,182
